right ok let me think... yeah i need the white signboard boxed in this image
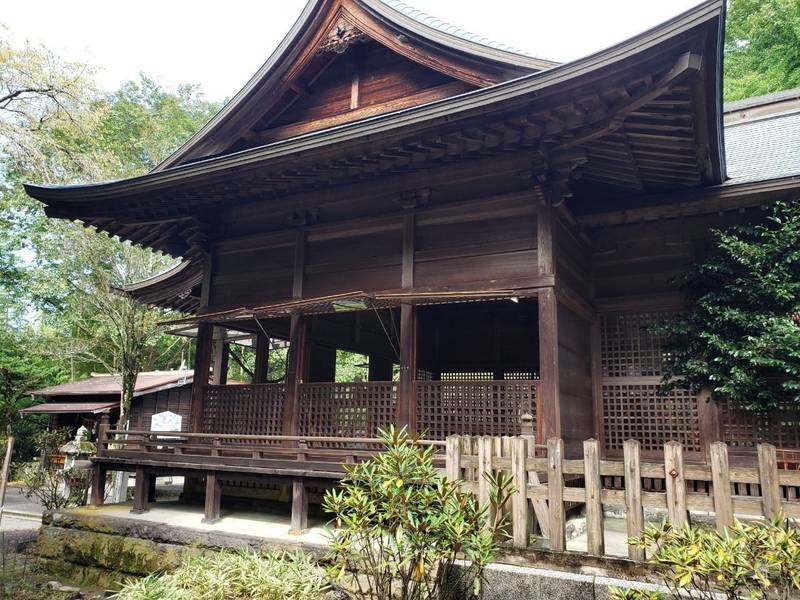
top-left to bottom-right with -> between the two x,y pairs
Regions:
150,411 -> 182,441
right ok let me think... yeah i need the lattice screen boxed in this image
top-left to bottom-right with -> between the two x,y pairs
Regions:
441,372 -> 493,381
600,311 -> 701,454
298,382 -> 396,438
415,380 -> 537,440
202,384 -> 285,442
719,398 -> 800,449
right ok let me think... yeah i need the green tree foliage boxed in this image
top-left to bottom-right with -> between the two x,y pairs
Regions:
724,0 -> 800,102
659,202 -> 800,411
0,31 -> 222,446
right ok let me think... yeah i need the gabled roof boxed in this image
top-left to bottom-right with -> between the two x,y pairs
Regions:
29,371 -> 193,398
154,0 -> 558,171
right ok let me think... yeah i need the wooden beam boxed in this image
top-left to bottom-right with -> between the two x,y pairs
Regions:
537,288 -> 560,441
202,471 -> 222,524
254,333 -> 270,384
289,478 -> 308,535
189,322 -> 214,433
131,466 -> 150,514
397,303 -> 417,431
282,315 -> 308,437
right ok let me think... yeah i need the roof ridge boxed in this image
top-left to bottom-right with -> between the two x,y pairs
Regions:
378,0 -> 545,60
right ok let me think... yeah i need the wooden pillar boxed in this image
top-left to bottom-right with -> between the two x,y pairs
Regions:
212,327 -> 229,385
697,388 -> 720,459
537,288 -> 560,441
190,322 -> 214,433
368,355 -> 393,382
397,303 -> 417,432
253,333 -> 270,384
131,466 -> 151,514
282,315 -> 308,437
202,471 -> 222,523
90,464 -> 107,507
289,478 -> 308,535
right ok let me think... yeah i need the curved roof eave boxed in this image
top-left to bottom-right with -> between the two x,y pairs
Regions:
152,0 -> 558,173
24,0 -> 725,204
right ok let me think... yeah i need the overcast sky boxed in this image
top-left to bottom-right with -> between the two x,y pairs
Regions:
3,0 -> 702,101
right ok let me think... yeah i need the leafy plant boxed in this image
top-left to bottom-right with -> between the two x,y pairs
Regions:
18,428 -> 91,510
612,516 -> 800,600
112,549 -> 328,600
658,201 -> 800,412
323,426 -> 513,600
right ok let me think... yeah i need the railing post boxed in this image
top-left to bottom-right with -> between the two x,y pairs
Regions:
583,438 -> 604,556
477,437 -> 495,524
547,437 -> 565,551
624,439 -> 645,561
664,441 -> 688,528
758,443 -> 782,519
96,414 -> 110,457
710,442 -> 733,532
511,437 -> 529,548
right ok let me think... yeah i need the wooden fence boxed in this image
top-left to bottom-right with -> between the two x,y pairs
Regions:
445,436 -> 800,560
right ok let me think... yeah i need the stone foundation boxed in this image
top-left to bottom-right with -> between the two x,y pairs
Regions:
35,506 -> 664,597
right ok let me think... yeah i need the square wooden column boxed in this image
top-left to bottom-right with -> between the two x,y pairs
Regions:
253,333 -> 270,384
189,322 -> 214,433
537,288 -> 560,441
212,326 -> 229,385
397,303 -> 417,432
282,315 -> 308,437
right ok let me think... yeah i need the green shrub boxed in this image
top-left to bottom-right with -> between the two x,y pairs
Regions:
323,426 -> 513,600
112,549 -> 328,600
611,516 -> 800,600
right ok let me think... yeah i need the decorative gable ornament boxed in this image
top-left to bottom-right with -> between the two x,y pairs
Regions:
318,20 -> 369,55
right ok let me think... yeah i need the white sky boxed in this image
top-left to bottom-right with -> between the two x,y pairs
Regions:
2,0 -> 702,101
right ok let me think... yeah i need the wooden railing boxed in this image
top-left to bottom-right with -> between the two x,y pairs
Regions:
97,428 -> 445,469
416,379 -> 537,440
446,435 -> 800,559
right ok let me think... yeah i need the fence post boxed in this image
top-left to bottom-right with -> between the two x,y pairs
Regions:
624,439 -> 645,561
96,414 -> 110,457
477,437 -> 495,523
664,441 -> 688,528
583,439 -> 604,556
511,437 -> 529,548
446,435 -> 461,485
523,434 -> 550,539
547,438 -> 565,551
461,436 -> 475,484
758,443 -> 781,519
710,442 -> 733,532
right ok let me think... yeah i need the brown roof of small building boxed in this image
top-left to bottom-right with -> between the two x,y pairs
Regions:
29,371 -> 193,398
20,401 -> 119,415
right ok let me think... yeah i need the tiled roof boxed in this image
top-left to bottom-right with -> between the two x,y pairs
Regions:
379,0 -> 545,60
724,109 -> 800,183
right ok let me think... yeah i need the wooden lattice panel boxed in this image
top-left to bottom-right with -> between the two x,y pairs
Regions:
600,311 -> 700,455
600,311 -> 675,378
602,384 -> 700,453
202,384 -> 285,442
298,382 -> 397,439
415,380 -> 537,440
719,398 -> 800,450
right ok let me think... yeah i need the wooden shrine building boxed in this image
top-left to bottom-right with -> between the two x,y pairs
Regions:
25,0 -> 800,519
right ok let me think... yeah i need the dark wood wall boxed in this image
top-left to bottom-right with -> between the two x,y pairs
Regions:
207,191 -> 538,311
128,385 -> 193,432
